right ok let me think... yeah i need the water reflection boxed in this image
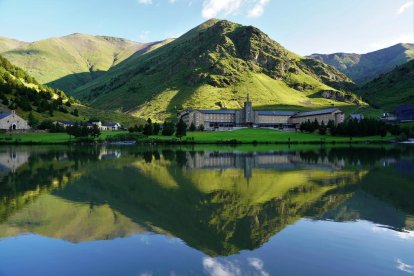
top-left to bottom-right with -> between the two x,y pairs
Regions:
0,145 -> 413,257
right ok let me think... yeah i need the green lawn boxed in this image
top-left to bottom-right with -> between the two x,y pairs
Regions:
0,128 -> 394,145
0,131 -> 129,144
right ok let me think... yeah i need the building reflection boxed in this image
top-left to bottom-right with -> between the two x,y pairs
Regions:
0,150 -> 29,173
185,151 -> 345,179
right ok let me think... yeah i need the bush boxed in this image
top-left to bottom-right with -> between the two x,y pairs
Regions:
153,123 -> 160,135
189,123 -> 196,131
331,118 -> 388,137
143,118 -> 153,136
162,121 -> 175,136
176,119 -> 187,137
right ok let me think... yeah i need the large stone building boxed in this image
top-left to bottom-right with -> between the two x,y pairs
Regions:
0,111 -> 30,131
179,95 -> 345,130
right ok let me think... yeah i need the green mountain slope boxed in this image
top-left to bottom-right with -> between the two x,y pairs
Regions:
357,60 -> 414,110
309,43 -> 414,85
1,34 -> 164,92
0,54 -> 141,125
73,19 -> 360,120
0,37 -> 27,53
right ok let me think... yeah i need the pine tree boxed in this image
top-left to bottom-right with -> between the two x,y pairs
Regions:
27,112 -> 38,127
176,119 -> 187,137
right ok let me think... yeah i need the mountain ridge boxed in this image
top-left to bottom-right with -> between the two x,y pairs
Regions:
0,33 -> 168,92
309,43 -> 414,85
72,19 -> 361,120
0,53 -> 141,125
357,59 -> 414,110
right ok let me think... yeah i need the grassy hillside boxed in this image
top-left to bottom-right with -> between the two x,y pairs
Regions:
0,37 -> 27,53
357,60 -> 414,110
309,43 -> 414,85
74,19 -> 361,121
0,54 -> 141,126
1,34 -> 166,92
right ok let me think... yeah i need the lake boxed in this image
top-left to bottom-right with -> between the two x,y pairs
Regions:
0,145 -> 413,275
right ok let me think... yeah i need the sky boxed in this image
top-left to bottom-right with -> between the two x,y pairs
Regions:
0,0 -> 413,55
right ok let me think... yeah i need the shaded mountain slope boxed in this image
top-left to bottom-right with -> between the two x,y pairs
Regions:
357,60 -> 414,110
73,19 -> 359,120
309,43 -> 414,85
0,54 -> 141,125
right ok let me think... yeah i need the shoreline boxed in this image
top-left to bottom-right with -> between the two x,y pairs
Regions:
0,128 -> 397,146
0,139 -> 395,146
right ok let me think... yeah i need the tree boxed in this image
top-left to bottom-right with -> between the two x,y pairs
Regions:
319,121 -> 327,135
91,124 -> 101,138
189,122 -> 196,131
162,121 -> 175,136
176,119 -> 187,137
379,125 -> 387,138
138,124 -> 144,132
72,109 -> 79,117
38,120 -> 54,130
153,123 -> 161,135
143,118 -> 153,136
198,124 -> 205,131
27,112 -> 38,127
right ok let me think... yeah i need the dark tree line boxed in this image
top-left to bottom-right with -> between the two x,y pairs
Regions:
300,118 -> 389,137
66,123 -> 101,139
129,118 -> 189,137
0,54 -> 78,116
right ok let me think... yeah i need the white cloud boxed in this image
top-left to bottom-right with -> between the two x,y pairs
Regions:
202,0 -> 244,18
247,258 -> 269,276
369,33 -> 414,51
247,0 -> 269,18
201,0 -> 270,19
398,1 -> 414,14
202,257 -> 241,276
202,257 -> 270,276
396,259 -> 414,274
138,0 -> 153,5
396,230 -> 414,240
139,31 -> 151,42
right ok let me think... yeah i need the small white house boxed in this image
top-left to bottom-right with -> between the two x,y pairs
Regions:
101,122 -> 122,131
0,111 -> 30,131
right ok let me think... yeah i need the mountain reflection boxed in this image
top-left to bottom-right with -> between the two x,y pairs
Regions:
0,145 -> 413,256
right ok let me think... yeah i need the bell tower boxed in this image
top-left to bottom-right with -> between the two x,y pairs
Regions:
244,93 -> 254,124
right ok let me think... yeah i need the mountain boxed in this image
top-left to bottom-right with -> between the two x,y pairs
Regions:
0,54 -> 141,125
0,37 -> 27,52
0,34 -> 168,92
309,43 -> 414,85
72,19 -> 359,120
356,59 -> 414,110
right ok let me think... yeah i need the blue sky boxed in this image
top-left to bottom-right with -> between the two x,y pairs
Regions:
0,0 -> 412,55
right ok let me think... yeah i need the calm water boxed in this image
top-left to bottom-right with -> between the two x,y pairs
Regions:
0,145 -> 413,275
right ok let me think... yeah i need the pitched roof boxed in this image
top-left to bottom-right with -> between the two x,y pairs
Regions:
199,110 -> 237,114
396,106 -> 414,112
257,111 -> 298,116
0,112 -> 12,120
58,121 -> 75,125
103,122 -> 120,127
293,108 -> 340,118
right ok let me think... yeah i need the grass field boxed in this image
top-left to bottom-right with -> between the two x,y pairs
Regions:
0,128 -> 394,145
0,131 -> 129,144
